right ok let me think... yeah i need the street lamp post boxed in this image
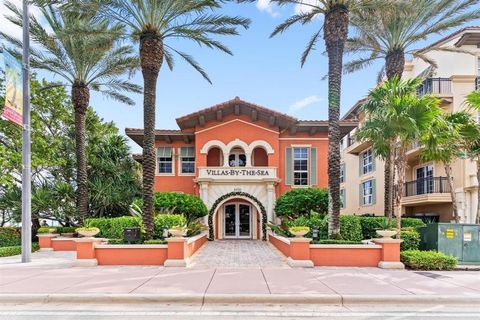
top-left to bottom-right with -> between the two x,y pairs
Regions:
21,0 -> 31,263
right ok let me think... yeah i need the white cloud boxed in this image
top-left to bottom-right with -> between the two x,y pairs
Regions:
256,0 -> 279,18
294,0 -> 321,15
288,95 -> 322,113
0,0 -> 44,40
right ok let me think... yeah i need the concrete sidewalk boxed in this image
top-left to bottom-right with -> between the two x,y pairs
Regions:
1,251 -> 480,305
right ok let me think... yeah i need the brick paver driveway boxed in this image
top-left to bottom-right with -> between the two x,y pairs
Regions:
188,240 -> 288,268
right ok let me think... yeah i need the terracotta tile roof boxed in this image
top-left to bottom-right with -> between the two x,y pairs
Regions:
416,26 -> 480,53
176,96 -> 297,125
125,128 -> 187,135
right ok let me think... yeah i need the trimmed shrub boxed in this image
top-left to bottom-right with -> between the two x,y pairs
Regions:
107,239 -> 123,244
312,239 -> 362,245
339,216 -> 363,242
289,215 -> 362,242
152,192 -> 207,223
359,217 -> 426,239
153,214 -> 186,239
85,216 -> 142,239
274,188 -> 328,219
0,243 -> 39,257
0,227 -> 21,247
400,228 -> 420,251
401,250 -> 457,270
144,239 -> 167,244
58,227 -> 77,234
37,227 -> 57,234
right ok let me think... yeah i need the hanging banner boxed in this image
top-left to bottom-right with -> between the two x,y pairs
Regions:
2,51 -> 23,126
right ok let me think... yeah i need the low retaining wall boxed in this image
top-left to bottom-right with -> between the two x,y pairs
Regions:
268,232 -> 403,269
51,238 -> 77,251
71,232 -> 208,267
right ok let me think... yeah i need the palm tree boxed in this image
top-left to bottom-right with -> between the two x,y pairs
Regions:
359,77 -> 442,235
346,0 -> 480,219
93,0 -> 250,238
264,0 -> 379,239
421,112 -> 477,223
1,3 -> 142,221
465,91 -> 480,223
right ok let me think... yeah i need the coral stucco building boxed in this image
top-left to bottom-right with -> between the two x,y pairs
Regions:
127,97 -> 356,240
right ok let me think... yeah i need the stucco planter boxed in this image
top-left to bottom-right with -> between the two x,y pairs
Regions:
77,229 -> 100,238
169,227 -> 186,237
376,230 -> 397,239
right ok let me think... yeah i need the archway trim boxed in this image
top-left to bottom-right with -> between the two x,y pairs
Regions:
208,192 -> 267,241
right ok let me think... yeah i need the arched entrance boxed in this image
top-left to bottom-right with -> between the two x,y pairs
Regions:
208,192 -> 268,241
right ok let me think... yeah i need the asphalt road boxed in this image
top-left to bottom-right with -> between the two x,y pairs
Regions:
1,303 -> 480,320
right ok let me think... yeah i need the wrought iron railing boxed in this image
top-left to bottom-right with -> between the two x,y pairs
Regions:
403,177 -> 450,197
417,78 -> 452,96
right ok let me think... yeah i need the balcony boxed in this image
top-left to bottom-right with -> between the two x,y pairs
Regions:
196,167 -> 278,182
401,177 -> 452,207
406,141 -> 423,161
417,78 -> 452,96
345,134 -> 372,155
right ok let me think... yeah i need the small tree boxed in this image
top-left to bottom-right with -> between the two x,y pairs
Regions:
274,188 -> 328,221
465,91 -> 480,223
421,112 -> 478,223
358,77 -> 442,236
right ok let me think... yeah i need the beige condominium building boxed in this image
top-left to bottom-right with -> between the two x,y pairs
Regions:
340,27 -> 480,223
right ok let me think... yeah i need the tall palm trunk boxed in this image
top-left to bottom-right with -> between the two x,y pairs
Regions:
394,144 -> 407,239
384,50 -> 405,219
72,81 -> 90,222
444,162 -> 459,222
140,33 -> 163,239
324,5 -> 349,239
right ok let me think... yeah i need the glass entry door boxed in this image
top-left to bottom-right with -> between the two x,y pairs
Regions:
224,203 -> 251,239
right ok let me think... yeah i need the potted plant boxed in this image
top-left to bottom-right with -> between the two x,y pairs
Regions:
168,225 -> 187,237
75,227 -> 100,238
288,226 -> 310,238
376,218 -> 397,239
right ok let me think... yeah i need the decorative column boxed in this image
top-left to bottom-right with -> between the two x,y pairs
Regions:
199,182 -> 209,224
37,234 -> 58,251
245,152 -> 252,167
165,237 -> 188,267
266,183 -> 275,222
373,238 -> 404,269
73,238 -> 105,267
287,238 -> 314,268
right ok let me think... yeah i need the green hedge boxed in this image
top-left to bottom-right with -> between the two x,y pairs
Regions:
312,239 -> 362,245
274,188 -> 328,219
359,217 -> 426,239
0,243 -> 39,257
401,250 -> 457,270
285,215 -> 362,242
85,216 -> 142,239
0,227 -> 21,247
400,228 -> 420,251
153,214 -> 186,239
153,192 -> 208,223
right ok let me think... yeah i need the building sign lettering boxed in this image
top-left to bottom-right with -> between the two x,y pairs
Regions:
205,169 -> 270,177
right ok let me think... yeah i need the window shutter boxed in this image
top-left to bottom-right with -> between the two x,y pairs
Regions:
359,154 -> 363,176
285,147 -> 293,185
372,150 -> 376,172
157,147 -> 172,157
309,147 -> 317,186
372,179 -> 377,204
359,183 -> 363,205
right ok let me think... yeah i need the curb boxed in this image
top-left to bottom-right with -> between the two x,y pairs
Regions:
1,293 -> 480,305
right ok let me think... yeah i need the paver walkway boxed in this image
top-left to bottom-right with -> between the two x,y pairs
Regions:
188,240 -> 288,268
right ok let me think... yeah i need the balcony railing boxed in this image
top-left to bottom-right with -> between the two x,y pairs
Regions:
417,78 -> 452,96
476,77 -> 480,91
403,177 -> 450,197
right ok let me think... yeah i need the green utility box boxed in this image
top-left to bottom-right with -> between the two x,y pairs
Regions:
420,223 -> 480,264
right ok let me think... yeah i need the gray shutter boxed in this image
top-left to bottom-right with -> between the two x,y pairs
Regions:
359,153 -> 363,176
359,183 -> 363,205
309,147 -> 317,186
372,179 -> 377,204
372,150 -> 376,172
285,147 -> 293,185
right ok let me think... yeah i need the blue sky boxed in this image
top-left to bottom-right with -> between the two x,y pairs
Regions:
1,1 -> 479,153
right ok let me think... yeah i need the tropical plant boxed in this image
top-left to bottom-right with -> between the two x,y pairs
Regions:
1,3 -> 141,222
346,0 -> 480,219
274,188 -> 328,220
421,112 -> 478,222
89,0 -> 250,239
465,91 -> 480,223
255,0 -> 382,239
357,77 -> 442,236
